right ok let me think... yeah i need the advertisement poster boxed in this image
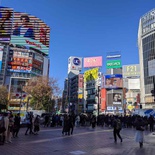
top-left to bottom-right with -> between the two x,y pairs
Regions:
84,68 -> 99,82
123,64 -> 140,77
84,56 -> 102,68
106,60 -> 121,69
104,74 -> 123,88
11,12 -> 50,55
113,93 -> 122,104
0,7 -> 13,42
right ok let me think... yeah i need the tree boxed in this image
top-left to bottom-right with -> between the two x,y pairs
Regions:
0,86 -> 8,106
23,76 -> 60,110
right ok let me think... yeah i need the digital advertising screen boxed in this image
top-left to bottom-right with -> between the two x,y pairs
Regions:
113,93 -> 122,104
7,47 -> 33,73
11,12 -> 50,55
104,74 -> 123,88
0,7 -> 13,42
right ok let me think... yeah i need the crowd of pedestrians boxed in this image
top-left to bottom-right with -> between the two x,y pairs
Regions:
0,112 -> 20,145
0,111 -> 155,148
0,111 -> 41,145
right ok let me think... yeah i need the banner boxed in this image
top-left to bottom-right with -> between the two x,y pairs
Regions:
0,7 -> 13,42
84,56 -> 102,68
123,64 -> 140,77
84,68 -> 99,82
0,45 -> 3,72
106,60 -> 121,69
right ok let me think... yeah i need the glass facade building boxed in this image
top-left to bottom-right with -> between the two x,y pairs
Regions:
138,8 -> 155,108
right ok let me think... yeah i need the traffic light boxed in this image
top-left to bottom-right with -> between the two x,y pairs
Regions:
140,104 -> 142,109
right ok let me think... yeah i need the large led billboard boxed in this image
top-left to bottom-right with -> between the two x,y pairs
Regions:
0,45 -> 3,72
113,93 -> 122,105
11,12 -> 50,55
123,64 -> 140,77
84,56 -> 102,68
0,7 -> 13,42
84,68 -> 99,82
104,74 -> 123,88
7,47 -> 33,73
106,60 -> 121,69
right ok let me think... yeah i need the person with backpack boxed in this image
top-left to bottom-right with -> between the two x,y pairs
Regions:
113,116 -> 122,143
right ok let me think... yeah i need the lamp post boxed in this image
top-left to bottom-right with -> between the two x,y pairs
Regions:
96,86 -> 100,116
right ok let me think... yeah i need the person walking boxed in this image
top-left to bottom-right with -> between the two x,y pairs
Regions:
13,113 -> 21,138
34,115 -> 40,135
113,116 -> 122,143
91,115 -> 96,129
135,116 -> 145,148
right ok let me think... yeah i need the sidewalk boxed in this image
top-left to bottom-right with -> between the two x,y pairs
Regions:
0,126 -> 155,155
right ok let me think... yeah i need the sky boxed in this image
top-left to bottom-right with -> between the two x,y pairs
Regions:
1,0 -> 155,89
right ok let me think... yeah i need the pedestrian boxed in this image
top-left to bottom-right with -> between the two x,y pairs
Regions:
91,115 -> 96,129
13,113 -> 21,138
7,113 -> 14,143
25,112 -> 33,135
34,115 -> 40,135
113,116 -> 122,143
134,116 -> 145,148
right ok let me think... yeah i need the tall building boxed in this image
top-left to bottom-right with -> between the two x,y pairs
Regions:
0,6 -> 50,111
138,8 -> 155,109
122,64 -> 141,111
67,56 -> 83,114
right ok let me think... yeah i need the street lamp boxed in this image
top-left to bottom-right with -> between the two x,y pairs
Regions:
95,86 -> 101,116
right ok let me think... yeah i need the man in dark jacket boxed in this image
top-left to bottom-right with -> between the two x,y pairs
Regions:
113,116 -> 122,143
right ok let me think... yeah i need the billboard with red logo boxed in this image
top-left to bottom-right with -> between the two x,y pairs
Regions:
10,12 -> 50,55
84,56 -> 102,68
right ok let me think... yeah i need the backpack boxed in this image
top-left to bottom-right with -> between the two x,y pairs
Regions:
116,119 -> 122,130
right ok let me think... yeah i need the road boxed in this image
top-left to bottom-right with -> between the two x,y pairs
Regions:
0,126 -> 155,155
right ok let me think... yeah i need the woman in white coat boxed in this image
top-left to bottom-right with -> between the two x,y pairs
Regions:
134,116 -> 145,148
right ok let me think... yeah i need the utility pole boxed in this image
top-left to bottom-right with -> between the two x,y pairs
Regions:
19,84 -> 23,113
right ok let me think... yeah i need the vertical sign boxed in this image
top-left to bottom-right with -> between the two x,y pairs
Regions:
0,45 -> 3,72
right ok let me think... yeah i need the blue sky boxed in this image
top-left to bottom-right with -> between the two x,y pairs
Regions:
1,0 -> 155,89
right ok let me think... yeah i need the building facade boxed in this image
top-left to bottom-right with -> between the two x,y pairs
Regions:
0,6 -> 50,111
138,8 -> 155,109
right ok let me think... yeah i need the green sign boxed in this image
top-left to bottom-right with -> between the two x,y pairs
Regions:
106,60 -> 121,69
